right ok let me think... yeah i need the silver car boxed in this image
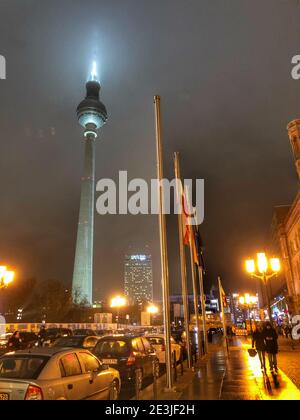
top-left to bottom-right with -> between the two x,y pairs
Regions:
0,348 -> 120,400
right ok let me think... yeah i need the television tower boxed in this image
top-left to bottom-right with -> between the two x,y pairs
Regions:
72,62 -> 108,305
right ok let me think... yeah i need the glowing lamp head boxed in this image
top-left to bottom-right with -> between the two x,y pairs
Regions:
257,253 -> 268,274
246,260 -> 255,274
147,305 -> 159,314
0,266 -> 7,277
3,271 -> 14,285
111,296 -> 126,308
239,296 -> 245,305
270,258 -> 280,273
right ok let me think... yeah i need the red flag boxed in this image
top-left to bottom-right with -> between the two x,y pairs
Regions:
181,194 -> 191,246
220,284 -> 227,308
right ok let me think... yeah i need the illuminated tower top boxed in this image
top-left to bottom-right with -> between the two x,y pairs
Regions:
287,119 -> 300,179
77,62 -> 108,138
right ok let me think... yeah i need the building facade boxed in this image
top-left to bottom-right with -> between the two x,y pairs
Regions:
272,119 -> 300,315
124,253 -> 153,305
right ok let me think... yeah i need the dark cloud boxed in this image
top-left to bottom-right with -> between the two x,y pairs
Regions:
0,0 -> 299,300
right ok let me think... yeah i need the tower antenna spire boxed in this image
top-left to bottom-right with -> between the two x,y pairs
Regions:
90,60 -> 98,82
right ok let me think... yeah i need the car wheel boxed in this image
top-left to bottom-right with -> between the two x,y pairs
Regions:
109,380 -> 119,400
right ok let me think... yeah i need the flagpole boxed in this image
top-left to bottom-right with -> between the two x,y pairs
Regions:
198,264 -> 208,354
174,152 -> 192,369
218,276 -> 229,356
185,186 -> 202,360
154,95 -> 173,390
190,244 -> 202,359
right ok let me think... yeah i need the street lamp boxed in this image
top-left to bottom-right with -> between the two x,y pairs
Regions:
147,304 -> 159,326
0,266 -> 15,289
239,293 -> 258,333
147,304 -> 159,315
245,253 -> 280,323
110,296 -> 127,329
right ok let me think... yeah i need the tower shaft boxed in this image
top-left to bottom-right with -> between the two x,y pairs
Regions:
72,134 -> 96,305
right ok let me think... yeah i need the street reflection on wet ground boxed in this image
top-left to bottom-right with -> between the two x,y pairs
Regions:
121,336 -> 300,400
179,337 -> 300,400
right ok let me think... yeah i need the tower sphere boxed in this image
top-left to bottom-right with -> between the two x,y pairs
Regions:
77,80 -> 108,133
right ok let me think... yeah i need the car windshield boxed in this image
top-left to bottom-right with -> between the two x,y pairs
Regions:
53,337 -> 82,347
0,356 -> 49,379
96,340 -> 129,356
148,337 -> 164,345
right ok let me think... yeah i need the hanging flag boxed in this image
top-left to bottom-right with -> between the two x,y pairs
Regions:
181,193 -> 191,246
195,225 -> 206,272
220,282 -> 227,308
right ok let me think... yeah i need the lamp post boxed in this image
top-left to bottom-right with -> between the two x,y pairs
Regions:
245,253 -> 280,323
239,294 -> 258,333
0,266 -> 15,289
110,296 -> 126,330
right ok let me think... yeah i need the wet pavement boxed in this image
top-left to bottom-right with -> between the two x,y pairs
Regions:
134,336 -> 300,400
220,338 -> 300,400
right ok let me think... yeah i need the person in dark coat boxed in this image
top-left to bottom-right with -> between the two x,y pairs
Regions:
7,331 -> 22,351
38,326 -> 47,347
263,322 -> 279,373
252,323 -> 266,370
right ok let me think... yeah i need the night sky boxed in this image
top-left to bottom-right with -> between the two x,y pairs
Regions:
0,0 -> 299,302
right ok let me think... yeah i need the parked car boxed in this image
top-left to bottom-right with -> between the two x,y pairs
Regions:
42,328 -> 73,347
96,329 -> 113,337
93,335 -> 159,387
0,334 -> 13,355
0,348 -> 120,400
2,332 -> 38,353
73,329 -> 95,336
51,335 -> 99,351
146,334 -> 182,364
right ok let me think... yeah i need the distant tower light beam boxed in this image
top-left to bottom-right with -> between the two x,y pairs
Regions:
90,60 -> 98,82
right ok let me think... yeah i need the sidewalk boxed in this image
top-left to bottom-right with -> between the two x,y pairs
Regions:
135,336 -> 300,400
135,337 -> 227,400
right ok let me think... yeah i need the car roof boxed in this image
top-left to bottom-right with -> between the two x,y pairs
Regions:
97,334 -> 140,341
56,335 -> 97,339
0,347 -> 90,357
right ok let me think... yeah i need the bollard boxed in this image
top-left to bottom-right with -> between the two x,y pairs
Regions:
179,350 -> 184,376
135,369 -> 142,400
173,350 -> 177,382
152,360 -> 158,400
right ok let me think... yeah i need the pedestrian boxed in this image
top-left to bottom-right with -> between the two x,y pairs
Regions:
7,331 -> 22,351
252,323 -> 266,371
37,325 -> 47,347
263,322 -> 279,374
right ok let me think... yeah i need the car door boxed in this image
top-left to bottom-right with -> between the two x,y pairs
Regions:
59,353 -> 90,400
78,352 -> 110,400
131,337 -> 145,373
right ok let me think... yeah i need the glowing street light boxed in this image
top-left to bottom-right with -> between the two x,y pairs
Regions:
3,271 -> 14,285
110,296 -> 126,309
244,253 -> 281,322
239,293 -> 258,333
147,304 -> 159,315
110,296 -> 127,329
0,266 -> 15,289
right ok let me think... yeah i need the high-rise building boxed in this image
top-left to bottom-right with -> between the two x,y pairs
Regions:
124,252 -> 153,305
72,64 -> 108,305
